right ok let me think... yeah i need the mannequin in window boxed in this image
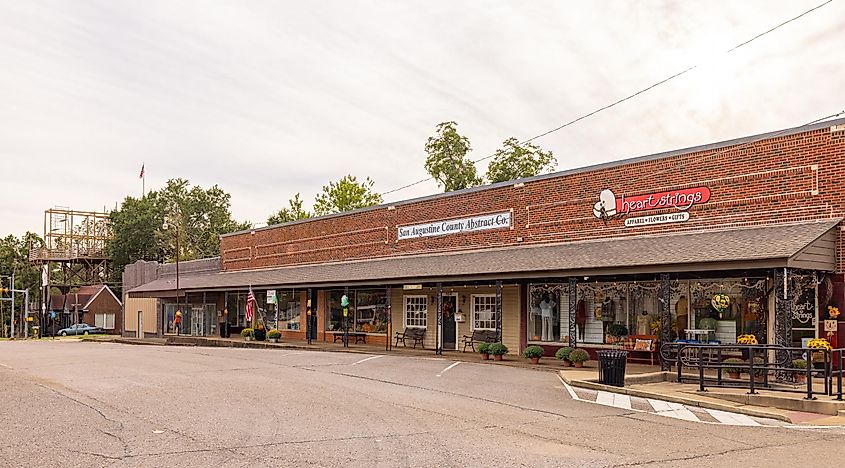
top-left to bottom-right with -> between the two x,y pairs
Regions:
636,310 -> 651,335
539,293 -> 556,341
576,299 -> 586,340
531,297 -> 542,340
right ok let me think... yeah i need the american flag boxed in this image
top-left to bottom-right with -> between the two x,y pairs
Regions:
246,289 -> 256,322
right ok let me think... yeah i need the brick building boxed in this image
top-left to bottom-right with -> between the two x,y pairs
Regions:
123,118 -> 845,358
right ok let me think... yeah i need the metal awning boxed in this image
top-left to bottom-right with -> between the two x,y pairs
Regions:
128,219 -> 840,295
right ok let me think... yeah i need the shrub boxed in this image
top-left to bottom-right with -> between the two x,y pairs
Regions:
723,357 -> 746,374
555,347 -> 573,361
267,329 -> 282,339
488,342 -> 509,356
568,348 -> 589,363
477,342 -> 491,354
606,323 -> 628,337
241,328 -> 254,338
523,345 -> 544,359
792,358 -> 808,370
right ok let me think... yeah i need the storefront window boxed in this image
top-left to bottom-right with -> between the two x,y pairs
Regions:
688,278 -> 768,344
404,296 -> 427,328
530,278 -> 769,345
472,295 -> 496,330
791,281 -> 818,347
326,289 -> 389,334
278,291 -> 302,331
528,284 -> 566,343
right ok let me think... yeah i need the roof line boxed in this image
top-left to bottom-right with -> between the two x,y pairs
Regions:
222,116 -> 845,238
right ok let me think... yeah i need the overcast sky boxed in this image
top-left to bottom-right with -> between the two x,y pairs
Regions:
1,0 -> 843,236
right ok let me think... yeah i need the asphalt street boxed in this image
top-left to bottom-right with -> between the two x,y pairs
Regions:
1,340 -> 844,467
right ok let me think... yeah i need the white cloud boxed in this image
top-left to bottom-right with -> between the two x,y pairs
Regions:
0,0 -> 842,235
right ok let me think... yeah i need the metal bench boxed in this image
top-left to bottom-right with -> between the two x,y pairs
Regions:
462,329 -> 497,352
394,327 -> 425,349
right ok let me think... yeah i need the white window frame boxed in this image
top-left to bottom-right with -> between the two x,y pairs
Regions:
95,313 -> 115,330
472,294 -> 497,331
403,295 -> 428,329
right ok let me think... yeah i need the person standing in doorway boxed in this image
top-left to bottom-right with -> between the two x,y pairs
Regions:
174,310 -> 182,336
221,308 -> 230,338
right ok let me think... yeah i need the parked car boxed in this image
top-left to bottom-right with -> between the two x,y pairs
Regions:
56,323 -> 104,336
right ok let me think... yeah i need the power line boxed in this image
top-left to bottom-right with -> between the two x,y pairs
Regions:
380,0 -> 833,197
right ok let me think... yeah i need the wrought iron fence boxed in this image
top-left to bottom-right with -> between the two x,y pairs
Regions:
659,342 -> 844,401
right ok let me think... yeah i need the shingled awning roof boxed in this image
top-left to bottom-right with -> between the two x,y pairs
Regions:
129,219 -> 840,294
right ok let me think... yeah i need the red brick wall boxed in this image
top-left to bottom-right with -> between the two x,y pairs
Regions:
221,124 -> 845,273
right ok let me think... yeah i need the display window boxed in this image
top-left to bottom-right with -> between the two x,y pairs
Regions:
327,289 -> 389,334
527,277 -> 770,345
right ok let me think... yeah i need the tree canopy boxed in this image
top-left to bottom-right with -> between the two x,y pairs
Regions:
108,178 -> 250,278
424,121 -> 481,192
267,193 -> 312,225
485,137 -> 556,183
313,175 -> 382,216
0,232 -> 43,303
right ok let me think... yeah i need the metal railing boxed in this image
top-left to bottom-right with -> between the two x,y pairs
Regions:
660,342 -> 843,400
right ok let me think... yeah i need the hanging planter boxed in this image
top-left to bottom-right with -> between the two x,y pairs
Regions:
711,294 -> 731,313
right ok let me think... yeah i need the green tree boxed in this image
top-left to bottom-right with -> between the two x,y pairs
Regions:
424,121 -> 481,192
108,193 -> 165,277
485,137 -> 556,183
0,232 -> 44,304
108,179 -> 250,278
267,193 -> 312,225
313,175 -> 382,216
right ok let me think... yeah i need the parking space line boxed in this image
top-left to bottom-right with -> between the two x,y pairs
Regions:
0,363 -> 9,368
351,355 -> 383,366
436,362 -> 460,377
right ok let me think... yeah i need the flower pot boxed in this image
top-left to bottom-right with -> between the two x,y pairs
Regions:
573,362 -> 583,368
530,357 -> 540,365
794,373 -> 807,384
727,371 -> 740,379
480,353 -> 489,360
754,374 -> 765,383
562,360 -> 572,367
269,337 -> 279,343
493,354 -> 503,361
244,336 -> 253,342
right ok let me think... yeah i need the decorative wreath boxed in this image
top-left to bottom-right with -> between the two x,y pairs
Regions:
711,294 -> 731,313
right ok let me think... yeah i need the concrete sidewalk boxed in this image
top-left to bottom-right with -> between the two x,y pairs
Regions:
559,365 -> 845,426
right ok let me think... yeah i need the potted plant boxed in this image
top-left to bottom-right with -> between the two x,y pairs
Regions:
523,345 -> 545,364
808,338 -> 832,369
792,358 -> 808,384
555,347 -> 573,367
267,329 -> 282,343
723,357 -> 746,379
488,342 -> 509,361
254,324 -> 267,342
606,323 -> 628,344
478,342 -> 491,360
241,328 -> 254,341
569,348 -> 589,368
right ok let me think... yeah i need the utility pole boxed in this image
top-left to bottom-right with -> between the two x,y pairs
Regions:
10,273 -> 14,339
23,289 -> 29,339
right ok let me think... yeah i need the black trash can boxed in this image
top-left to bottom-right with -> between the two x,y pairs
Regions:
597,350 -> 628,387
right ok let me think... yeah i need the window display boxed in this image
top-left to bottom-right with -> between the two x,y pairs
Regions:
327,289 -> 389,334
526,277 -> 770,346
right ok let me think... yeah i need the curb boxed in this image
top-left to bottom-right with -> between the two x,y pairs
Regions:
559,371 -> 793,423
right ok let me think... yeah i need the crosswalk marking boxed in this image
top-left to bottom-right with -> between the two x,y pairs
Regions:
705,408 -> 761,426
558,377 -> 792,428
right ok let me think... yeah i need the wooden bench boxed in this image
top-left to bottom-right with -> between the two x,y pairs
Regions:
462,329 -> 498,352
394,327 -> 425,349
618,334 -> 659,365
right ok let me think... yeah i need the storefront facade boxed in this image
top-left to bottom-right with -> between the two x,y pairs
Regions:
124,119 -> 845,355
